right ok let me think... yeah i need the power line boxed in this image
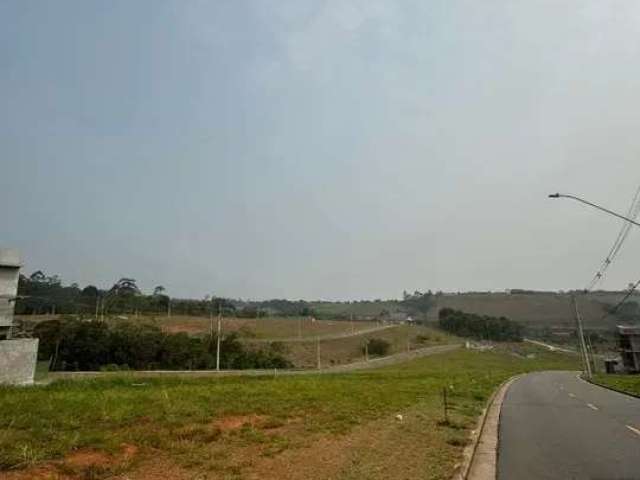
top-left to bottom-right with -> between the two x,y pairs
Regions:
599,278 -> 640,322
585,185 -> 640,291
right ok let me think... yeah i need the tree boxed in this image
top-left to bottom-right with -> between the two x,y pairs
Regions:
153,285 -> 166,297
81,285 -> 99,298
110,278 -> 140,296
365,338 -> 391,357
30,270 -> 46,283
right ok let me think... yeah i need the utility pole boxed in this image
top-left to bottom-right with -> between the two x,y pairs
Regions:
167,299 -> 171,318
209,305 -> 213,338
586,334 -> 596,373
572,295 -> 592,378
364,339 -> 369,362
216,304 -> 222,371
316,337 -> 321,370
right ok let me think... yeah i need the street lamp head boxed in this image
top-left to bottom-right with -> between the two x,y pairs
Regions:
548,193 -> 561,198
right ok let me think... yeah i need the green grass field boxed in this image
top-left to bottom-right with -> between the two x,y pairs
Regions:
0,346 -> 578,480
279,325 -> 455,368
309,300 -> 403,318
591,374 -> 640,397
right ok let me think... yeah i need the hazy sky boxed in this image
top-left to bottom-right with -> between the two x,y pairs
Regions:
3,0 -> 640,300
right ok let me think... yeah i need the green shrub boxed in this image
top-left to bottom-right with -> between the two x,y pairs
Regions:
365,338 -> 391,357
438,308 -> 523,342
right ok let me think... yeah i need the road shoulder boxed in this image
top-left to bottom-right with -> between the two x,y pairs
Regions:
458,375 -> 521,480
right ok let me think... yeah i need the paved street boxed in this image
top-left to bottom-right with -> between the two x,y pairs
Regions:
498,371 -> 640,480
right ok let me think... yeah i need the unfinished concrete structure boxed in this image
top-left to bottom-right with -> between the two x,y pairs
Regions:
0,248 -> 22,339
0,249 -> 39,385
618,325 -> 640,373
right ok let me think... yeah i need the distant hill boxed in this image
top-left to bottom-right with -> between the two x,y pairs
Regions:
426,291 -> 640,330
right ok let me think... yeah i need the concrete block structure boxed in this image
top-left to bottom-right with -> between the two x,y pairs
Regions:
618,325 -> 640,373
0,338 -> 39,385
0,248 -> 39,385
0,248 -> 22,339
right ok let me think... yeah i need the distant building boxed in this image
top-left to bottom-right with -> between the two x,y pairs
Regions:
618,325 -> 640,373
0,248 -> 22,340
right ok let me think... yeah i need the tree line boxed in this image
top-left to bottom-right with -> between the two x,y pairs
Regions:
438,308 -> 523,342
15,269 -> 436,321
16,271 -> 249,317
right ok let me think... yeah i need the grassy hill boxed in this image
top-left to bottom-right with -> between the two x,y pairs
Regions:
426,292 -> 638,330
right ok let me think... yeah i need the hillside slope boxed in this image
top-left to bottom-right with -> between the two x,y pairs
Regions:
427,292 -> 638,330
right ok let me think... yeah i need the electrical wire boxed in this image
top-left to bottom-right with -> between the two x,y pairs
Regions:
585,185 -> 640,292
600,278 -> 640,322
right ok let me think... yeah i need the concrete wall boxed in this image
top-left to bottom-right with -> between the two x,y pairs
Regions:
0,248 -> 21,329
0,269 -> 19,328
0,339 -> 39,385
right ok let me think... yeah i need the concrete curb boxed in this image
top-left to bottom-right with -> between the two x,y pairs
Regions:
453,374 -> 522,480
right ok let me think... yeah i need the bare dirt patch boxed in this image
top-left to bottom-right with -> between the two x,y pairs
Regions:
242,405 -> 465,480
63,450 -> 112,470
0,445 -> 138,480
213,414 -> 267,433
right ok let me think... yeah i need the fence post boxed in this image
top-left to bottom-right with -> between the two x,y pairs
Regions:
443,387 -> 449,424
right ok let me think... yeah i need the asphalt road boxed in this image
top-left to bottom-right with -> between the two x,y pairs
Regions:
498,371 -> 640,480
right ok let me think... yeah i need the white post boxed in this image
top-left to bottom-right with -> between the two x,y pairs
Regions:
216,305 -> 222,371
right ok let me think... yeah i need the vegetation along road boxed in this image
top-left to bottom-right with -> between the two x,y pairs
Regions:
498,371 -> 640,479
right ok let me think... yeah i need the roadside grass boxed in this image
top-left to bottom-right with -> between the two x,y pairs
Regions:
591,374 -> 640,397
0,347 -> 578,479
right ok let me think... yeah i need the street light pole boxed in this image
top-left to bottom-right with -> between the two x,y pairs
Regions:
572,295 -> 592,378
548,193 -> 640,228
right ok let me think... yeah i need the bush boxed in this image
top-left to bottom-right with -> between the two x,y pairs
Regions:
438,308 -> 523,342
365,338 -> 391,357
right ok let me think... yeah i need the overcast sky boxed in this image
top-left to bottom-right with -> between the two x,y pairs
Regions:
2,0 -> 640,300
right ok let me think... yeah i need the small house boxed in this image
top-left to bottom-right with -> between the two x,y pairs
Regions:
618,325 -> 640,373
